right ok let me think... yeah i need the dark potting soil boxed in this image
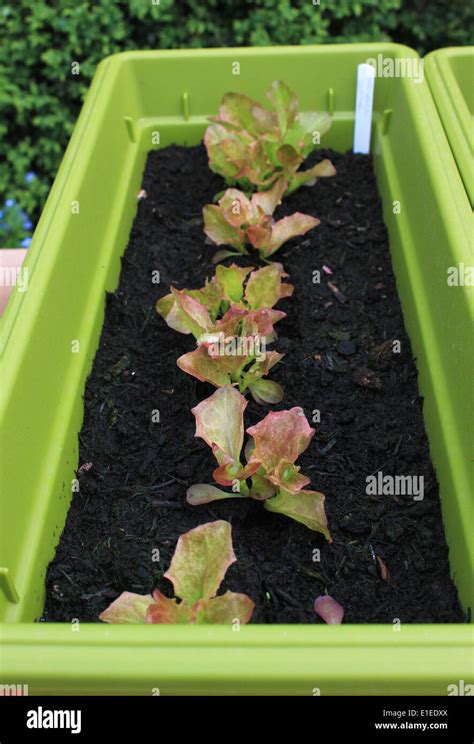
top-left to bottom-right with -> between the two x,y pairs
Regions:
43,145 -> 464,624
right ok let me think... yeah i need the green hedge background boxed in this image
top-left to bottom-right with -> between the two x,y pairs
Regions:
1,0 -> 473,231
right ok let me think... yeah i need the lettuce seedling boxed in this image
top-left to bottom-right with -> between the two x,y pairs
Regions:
205,80 -> 336,195
186,386 -> 331,539
156,264 -> 292,402
99,521 -> 254,625
178,341 -> 284,404
156,262 -> 292,339
203,177 -> 320,260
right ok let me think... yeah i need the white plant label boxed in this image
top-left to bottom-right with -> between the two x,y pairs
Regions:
353,63 -> 375,154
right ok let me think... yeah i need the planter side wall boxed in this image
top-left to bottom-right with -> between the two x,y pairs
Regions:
0,59 -> 146,621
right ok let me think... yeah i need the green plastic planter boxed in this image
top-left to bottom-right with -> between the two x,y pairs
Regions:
0,44 -> 472,695
425,46 -> 474,207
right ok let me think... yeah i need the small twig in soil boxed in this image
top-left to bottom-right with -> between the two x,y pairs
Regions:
162,470 -> 189,486
122,255 -> 142,271
58,568 -> 76,586
343,454 -> 356,471
327,281 -> 348,303
206,508 -> 221,522
368,543 -> 377,563
317,437 -> 337,456
270,586 -> 298,607
141,307 -> 153,333
78,434 -> 92,453
150,500 -> 183,510
295,565 -> 327,584
80,587 -> 117,601
367,458 -> 394,478
393,435 -> 403,456
121,482 -> 174,493
149,478 -> 177,489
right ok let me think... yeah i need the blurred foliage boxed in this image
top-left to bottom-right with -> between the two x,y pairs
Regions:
0,197 -> 33,249
1,0 -> 472,228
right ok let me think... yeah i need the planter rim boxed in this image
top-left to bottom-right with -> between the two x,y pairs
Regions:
1,624 -> 473,695
425,46 -> 474,207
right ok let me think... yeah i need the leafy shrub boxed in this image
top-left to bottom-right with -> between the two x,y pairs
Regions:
1,0 -> 472,225
0,195 -> 33,249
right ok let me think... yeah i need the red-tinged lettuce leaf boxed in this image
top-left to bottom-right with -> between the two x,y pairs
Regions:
203,204 -> 246,251
146,590 -> 193,624
266,80 -> 298,134
284,111 -> 332,157
266,459 -> 310,493
193,591 -> 255,625
170,287 -> 213,339
215,264 -> 253,302
251,105 -> 280,138
240,308 -> 286,338
256,349 -> 285,376
99,591 -> 156,624
279,280 -> 294,300
234,139 -> 276,188
191,385 -> 247,470
264,488 -> 331,539
194,279 -> 226,321
215,305 -> 248,336
195,332 -> 224,357
157,283 -> 225,334
204,182 -> 288,254
156,293 -> 191,335
251,177 -> 287,216
155,293 -> 174,319
244,263 -> 294,310
204,124 -> 250,181
246,223 -> 272,253
244,435 -> 255,462
246,406 -> 315,473
177,344 -> 249,388
218,302 -> 287,340
213,457 -> 260,487
275,143 -> 303,169
189,383 -> 262,483
287,158 -> 337,195
205,124 -> 274,189
209,91 -> 275,138
164,520 -> 237,605
187,483 -> 248,505
314,595 -> 344,624
218,189 -> 253,227
308,158 -> 337,178
250,213 -> 320,259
